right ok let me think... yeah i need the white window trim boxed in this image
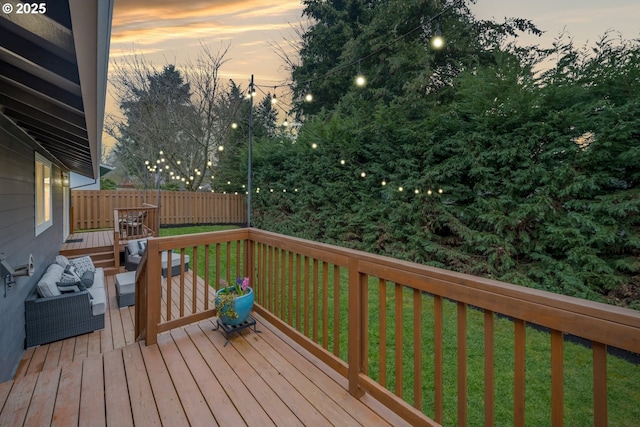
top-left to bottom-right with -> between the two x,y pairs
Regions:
35,153 -> 53,236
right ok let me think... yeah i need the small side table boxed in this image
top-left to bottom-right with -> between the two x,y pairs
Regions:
213,315 -> 261,346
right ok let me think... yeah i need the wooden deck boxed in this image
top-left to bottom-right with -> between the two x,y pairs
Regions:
1,273 -> 408,426
60,230 -> 116,255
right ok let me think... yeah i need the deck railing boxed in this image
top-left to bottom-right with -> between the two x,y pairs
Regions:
113,205 -> 158,269
136,228 -> 640,427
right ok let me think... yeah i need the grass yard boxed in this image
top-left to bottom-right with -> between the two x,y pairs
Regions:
159,225 -> 640,426
160,224 -> 243,287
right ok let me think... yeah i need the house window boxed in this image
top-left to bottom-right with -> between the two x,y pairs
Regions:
35,153 -> 52,236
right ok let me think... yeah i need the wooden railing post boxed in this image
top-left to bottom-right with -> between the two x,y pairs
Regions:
145,237 -> 162,345
347,257 -> 365,398
245,232 -> 255,283
134,251 -> 148,341
113,209 -> 120,269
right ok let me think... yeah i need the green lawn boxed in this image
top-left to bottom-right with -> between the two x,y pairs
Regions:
160,224 -> 243,287
159,225 -> 640,426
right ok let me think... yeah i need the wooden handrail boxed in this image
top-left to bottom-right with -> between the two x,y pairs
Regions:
136,227 -> 640,427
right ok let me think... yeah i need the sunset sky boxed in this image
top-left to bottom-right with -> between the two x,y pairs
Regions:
104,0 -> 640,152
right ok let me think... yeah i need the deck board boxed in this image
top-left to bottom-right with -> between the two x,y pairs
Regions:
206,319 -> 305,427
79,357 -> 106,427
104,349 -> 134,427
121,344 -> 163,427
169,327 -> 248,426
23,367 -> 60,427
183,323 -> 272,426
50,360 -> 82,427
140,342 -> 190,427
156,333 -> 219,426
0,370 -> 37,426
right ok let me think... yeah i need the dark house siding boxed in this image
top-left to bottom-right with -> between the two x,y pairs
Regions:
0,120 -> 65,382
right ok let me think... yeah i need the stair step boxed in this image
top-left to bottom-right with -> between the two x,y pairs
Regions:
82,250 -> 114,261
61,246 -> 112,258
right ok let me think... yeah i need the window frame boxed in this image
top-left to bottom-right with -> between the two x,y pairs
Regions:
35,153 -> 53,236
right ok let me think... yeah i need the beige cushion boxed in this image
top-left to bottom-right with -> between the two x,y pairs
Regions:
37,264 -> 63,297
87,268 -> 106,316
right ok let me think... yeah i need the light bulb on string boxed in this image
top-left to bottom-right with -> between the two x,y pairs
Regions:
283,117 -> 289,127
438,188 -> 444,194
271,87 -> 277,105
304,84 -> 313,102
355,60 -> 366,87
231,122 -> 238,129
431,18 -> 445,50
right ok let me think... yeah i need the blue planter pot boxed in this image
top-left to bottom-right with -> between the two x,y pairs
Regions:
216,287 -> 254,326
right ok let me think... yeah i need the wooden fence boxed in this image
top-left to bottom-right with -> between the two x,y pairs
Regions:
71,190 -> 246,230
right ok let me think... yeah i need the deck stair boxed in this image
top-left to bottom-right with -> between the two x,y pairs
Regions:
60,230 -> 121,276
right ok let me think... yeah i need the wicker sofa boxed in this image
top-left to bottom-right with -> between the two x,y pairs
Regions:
25,256 -> 106,348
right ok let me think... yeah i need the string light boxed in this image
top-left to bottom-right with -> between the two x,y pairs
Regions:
252,1 -> 460,96
224,4 -> 459,203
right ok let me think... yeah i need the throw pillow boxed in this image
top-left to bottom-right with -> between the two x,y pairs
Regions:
56,281 -> 87,293
138,240 -> 147,256
69,256 -> 95,276
59,265 -> 81,283
80,270 -> 95,288
55,255 -> 70,269
37,265 -> 63,297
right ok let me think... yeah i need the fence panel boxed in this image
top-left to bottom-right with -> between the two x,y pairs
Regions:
71,190 -> 246,230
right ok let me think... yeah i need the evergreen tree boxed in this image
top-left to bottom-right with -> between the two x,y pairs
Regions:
253,1 -> 640,306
